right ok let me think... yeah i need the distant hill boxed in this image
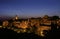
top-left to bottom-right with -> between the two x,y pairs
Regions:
0,16 -> 12,21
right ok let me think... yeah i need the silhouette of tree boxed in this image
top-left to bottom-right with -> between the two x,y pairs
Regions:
52,16 -> 59,20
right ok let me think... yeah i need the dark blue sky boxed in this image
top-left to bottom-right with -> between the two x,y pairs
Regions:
0,0 -> 60,18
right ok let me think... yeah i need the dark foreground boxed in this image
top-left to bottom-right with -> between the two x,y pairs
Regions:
0,28 -> 60,39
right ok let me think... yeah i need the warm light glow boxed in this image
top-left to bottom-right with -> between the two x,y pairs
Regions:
0,26 -> 2,28
15,15 -> 18,20
2,21 -> 9,27
7,27 -> 11,29
57,26 -> 59,29
23,29 -> 26,32
17,30 -> 20,33
16,17 -> 18,20
36,26 -> 51,36
41,31 -> 44,36
19,21 -> 28,29
11,27 -> 14,30
14,29 -> 18,31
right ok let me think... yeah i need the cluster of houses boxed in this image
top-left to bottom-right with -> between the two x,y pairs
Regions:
1,15 -> 60,36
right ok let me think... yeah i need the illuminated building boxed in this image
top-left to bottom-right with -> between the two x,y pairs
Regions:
56,19 -> 60,29
36,26 -> 51,37
40,15 -> 52,26
12,21 -> 20,28
13,15 -> 19,20
19,21 -> 28,29
2,20 -> 9,27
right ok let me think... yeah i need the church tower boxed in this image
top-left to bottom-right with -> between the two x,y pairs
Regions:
13,15 -> 19,20
15,15 -> 19,20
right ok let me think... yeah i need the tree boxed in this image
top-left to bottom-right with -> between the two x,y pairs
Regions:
52,16 -> 59,20
43,15 -> 49,19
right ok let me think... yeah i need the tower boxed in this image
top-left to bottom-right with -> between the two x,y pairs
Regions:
13,15 -> 19,20
15,15 -> 18,20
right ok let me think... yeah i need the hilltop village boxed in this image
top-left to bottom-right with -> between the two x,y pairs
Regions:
0,15 -> 60,37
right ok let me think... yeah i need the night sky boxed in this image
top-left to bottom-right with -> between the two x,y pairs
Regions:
0,0 -> 60,18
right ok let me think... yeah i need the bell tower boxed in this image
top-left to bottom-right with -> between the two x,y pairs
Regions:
15,15 -> 18,20
13,15 -> 19,20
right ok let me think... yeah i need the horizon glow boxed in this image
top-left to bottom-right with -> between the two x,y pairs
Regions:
0,0 -> 60,18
